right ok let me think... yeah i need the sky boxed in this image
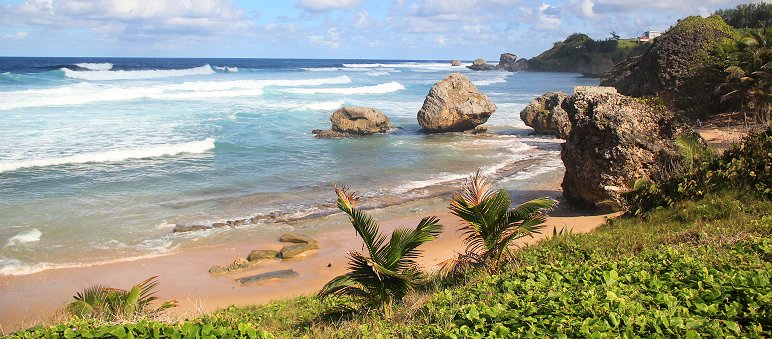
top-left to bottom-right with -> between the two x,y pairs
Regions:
0,0 -> 763,60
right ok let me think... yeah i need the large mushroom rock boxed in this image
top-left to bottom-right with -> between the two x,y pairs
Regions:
497,53 -> 518,72
466,58 -> 497,71
560,91 -> 696,210
313,106 -> 392,138
600,15 -> 735,116
417,73 -> 497,133
519,92 -> 571,138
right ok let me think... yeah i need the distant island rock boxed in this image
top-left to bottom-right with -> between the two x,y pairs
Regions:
450,59 -> 462,66
560,90 -> 698,210
601,15 -> 736,117
466,58 -> 497,71
417,73 -> 496,133
519,92 -> 571,138
313,106 -> 392,138
497,53 -> 518,72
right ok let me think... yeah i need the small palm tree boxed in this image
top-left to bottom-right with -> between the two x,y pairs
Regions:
717,27 -> 772,126
318,186 -> 442,317
437,171 -> 556,277
67,276 -> 178,321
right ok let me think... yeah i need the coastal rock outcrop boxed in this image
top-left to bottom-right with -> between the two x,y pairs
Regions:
450,59 -> 462,66
278,242 -> 319,258
237,269 -> 299,285
515,58 -> 529,71
519,92 -> 571,138
417,73 -> 497,133
247,249 -> 279,261
313,106 -> 392,138
560,91 -> 696,209
497,53 -> 519,72
466,58 -> 497,71
600,15 -> 735,116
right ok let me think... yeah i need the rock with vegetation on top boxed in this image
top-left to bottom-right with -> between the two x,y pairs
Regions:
466,58 -> 497,71
209,258 -> 252,274
236,269 -> 299,285
560,91 -> 697,210
417,73 -> 497,132
497,53 -> 519,72
278,242 -> 319,258
519,92 -> 571,138
601,15 -> 736,116
247,249 -> 279,261
279,233 -> 317,244
450,59 -> 462,66
313,106 -> 392,138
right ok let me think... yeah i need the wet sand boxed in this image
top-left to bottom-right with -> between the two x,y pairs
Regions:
0,176 -> 616,333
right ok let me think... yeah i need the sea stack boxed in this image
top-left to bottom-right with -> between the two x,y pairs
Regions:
417,73 -> 497,133
313,106 -> 392,138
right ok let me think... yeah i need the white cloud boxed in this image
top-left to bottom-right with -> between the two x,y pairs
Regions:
2,31 -> 29,40
296,0 -> 363,12
437,35 -> 447,45
536,3 -> 562,31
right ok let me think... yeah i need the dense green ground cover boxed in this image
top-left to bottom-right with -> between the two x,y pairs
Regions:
9,189 -> 770,338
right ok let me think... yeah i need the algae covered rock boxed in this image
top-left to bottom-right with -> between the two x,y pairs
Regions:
237,269 -> 299,285
278,242 -> 319,258
279,233 -> 317,244
247,249 -> 279,261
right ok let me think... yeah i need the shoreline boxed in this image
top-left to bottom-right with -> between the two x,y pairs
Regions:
0,167 -> 617,332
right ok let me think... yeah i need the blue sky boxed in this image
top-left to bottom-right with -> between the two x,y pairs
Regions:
0,0 -> 762,59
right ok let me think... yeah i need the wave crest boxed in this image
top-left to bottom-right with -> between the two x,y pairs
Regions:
0,138 -> 216,173
283,81 -> 405,95
5,229 -> 42,247
75,63 -> 114,71
62,65 -> 215,81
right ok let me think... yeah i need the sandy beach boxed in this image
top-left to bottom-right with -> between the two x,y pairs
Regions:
0,170 -> 616,333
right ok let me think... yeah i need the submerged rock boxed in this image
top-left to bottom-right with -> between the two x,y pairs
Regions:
278,242 -> 319,258
209,258 -> 252,274
173,224 -> 212,233
520,92 -> 571,138
417,73 -> 497,133
279,233 -> 317,244
236,269 -> 299,285
247,249 -> 279,262
314,106 -> 392,138
560,91 -> 696,209
466,58 -> 497,71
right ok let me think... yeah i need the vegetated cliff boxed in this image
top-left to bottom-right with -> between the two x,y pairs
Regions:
527,33 -> 650,76
600,15 -> 737,118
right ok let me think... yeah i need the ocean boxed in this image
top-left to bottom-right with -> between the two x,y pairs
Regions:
0,57 -> 598,276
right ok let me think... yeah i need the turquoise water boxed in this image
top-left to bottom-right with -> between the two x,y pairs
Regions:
0,58 -> 597,275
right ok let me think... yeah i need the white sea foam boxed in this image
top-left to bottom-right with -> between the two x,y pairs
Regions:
0,76 -> 352,110
62,65 -> 216,81
75,63 -> 114,71
0,138 -> 215,173
282,81 -> 405,95
473,73 -> 511,86
0,251 -> 173,276
214,66 -> 239,73
342,62 -> 457,71
301,100 -> 345,110
5,229 -> 42,247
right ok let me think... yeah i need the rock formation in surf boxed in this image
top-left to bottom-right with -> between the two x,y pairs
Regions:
519,92 -> 571,138
313,106 -> 392,138
417,73 -> 497,133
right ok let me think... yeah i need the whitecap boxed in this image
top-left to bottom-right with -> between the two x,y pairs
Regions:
0,138 -> 215,173
301,100 -> 345,110
282,81 -> 405,95
62,65 -> 215,81
5,229 -> 42,247
75,63 -> 114,71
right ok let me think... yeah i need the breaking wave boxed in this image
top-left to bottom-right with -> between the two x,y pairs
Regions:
282,81 -> 405,95
62,65 -> 216,81
0,138 -> 216,173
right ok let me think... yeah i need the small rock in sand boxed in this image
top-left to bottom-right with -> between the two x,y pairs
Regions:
247,249 -> 279,261
278,242 -> 319,258
237,269 -> 299,285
